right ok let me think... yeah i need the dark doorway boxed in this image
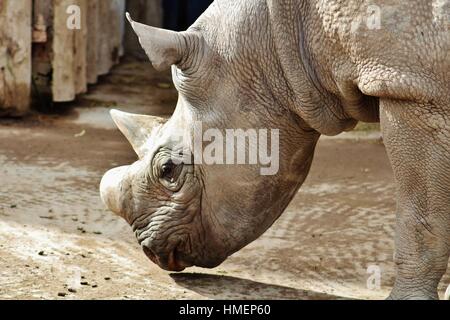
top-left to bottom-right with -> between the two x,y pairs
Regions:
163,0 -> 214,31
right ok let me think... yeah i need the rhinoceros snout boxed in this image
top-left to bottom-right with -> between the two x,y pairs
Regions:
100,166 -> 129,216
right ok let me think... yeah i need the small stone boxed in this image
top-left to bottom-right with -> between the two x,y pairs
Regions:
156,82 -> 171,89
81,281 -> 89,286
10,204 -> 17,209
39,216 -> 54,220
58,292 -> 67,297
92,284 -> 98,288
68,288 -> 77,293
74,130 -> 86,138
104,277 -> 111,281
38,251 -> 47,256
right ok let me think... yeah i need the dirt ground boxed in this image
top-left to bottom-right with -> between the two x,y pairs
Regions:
0,61 -> 448,300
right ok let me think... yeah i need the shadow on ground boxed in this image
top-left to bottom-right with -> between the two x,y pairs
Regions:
171,273 -> 344,300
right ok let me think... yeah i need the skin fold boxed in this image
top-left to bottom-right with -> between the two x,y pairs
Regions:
100,0 -> 450,299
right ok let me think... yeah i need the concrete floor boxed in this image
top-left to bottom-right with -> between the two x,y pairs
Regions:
0,61 -> 448,300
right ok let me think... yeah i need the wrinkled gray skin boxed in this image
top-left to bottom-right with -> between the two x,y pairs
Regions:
100,0 -> 450,299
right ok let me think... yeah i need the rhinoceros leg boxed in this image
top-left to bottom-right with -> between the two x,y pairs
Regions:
380,99 -> 450,300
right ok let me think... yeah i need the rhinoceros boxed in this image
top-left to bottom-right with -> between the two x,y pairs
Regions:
100,0 -> 450,299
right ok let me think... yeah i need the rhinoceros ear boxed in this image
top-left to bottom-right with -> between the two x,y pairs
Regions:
126,12 -> 189,71
110,109 -> 167,157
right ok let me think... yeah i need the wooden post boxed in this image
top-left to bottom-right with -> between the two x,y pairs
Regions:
52,0 -> 76,102
96,0 -> 111,76
0,0 -> 32,115
114,0 -> 126,57
86,1 -> 99,84
32,0 -> 53,109
52,0 -> 88,102
74,0 -> 88,95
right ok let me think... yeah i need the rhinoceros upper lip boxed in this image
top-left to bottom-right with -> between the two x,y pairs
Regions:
167,249 -> 184,272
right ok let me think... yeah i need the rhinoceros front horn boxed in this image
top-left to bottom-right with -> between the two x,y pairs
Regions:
110,109 -> 167,158
126,12 -> 189,71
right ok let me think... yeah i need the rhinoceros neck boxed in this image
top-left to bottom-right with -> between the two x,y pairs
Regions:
195,0 -> 358,135
266,0 -> 359,135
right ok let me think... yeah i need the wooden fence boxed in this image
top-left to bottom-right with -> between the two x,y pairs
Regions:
0,0 -> 127,116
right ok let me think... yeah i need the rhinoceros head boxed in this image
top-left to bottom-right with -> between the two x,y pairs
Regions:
100,12 -> 320,271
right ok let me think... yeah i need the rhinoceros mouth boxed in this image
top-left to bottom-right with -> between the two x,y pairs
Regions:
142,244 -> 193,272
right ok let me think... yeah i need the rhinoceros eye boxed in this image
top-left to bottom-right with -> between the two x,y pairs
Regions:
161,161 -> 175,180
160,160 -> 183,184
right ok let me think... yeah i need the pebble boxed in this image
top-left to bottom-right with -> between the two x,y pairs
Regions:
157,82 -> 171,89
39,216 -> 55,220
58,292 -> 67,297
74,130 -> 86,138
68,288 -> 77,293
